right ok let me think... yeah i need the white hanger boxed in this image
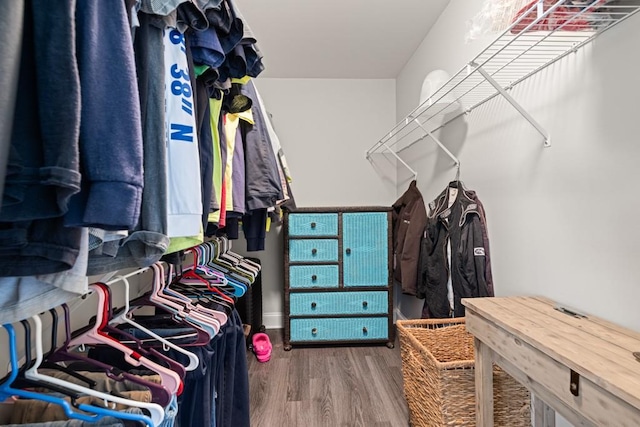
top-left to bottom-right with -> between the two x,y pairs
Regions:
150,263 -> 222,331
24,315 -> 166,426
110,275 -> 199,371
67,284 -> 182,395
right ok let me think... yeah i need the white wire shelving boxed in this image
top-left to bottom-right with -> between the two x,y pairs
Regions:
366,0 -> 640,180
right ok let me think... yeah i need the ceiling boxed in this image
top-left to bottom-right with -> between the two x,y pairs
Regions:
235,0 -> 451,79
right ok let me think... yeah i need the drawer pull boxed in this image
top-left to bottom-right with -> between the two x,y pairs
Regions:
311,302 -> 317,309
311,222 -> 316,228
311,248 -> 317,255
312,328 -> 318,335
362,301 -> 368,308
362,327 -> 368,334
345,248 -> 351,255
311,275 -> 317,281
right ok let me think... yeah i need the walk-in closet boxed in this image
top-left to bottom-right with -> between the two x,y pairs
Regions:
1,0 -> 640,426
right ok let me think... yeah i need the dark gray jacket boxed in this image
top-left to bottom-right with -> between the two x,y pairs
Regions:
240,81 -> 284,211
417,183 -> 493,317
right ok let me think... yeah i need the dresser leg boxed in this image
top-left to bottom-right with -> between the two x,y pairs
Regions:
386,341 -> 395,349
283,344 -> 292,351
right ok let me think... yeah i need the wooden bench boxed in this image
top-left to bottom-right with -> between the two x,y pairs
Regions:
462,296 -> 640,427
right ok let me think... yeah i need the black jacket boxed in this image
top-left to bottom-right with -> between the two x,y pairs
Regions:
417,183 -> 493,317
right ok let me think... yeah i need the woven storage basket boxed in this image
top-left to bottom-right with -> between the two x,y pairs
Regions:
397,318 -> 530,426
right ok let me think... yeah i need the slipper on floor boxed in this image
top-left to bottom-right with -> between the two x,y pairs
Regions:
252,332 -> 272,363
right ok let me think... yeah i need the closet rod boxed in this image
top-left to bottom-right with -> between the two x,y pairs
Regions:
366,141 -> 418,180
104,266 -> 151,286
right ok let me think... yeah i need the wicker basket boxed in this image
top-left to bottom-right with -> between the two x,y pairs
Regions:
397,318 -> 530,426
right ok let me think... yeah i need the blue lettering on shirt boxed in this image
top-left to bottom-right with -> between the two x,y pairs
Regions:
170,124 -> 194,142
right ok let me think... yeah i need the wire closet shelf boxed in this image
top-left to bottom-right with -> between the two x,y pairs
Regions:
365,0 -> 640,178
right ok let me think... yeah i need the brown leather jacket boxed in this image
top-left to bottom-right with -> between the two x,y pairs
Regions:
392,180 -> 427,296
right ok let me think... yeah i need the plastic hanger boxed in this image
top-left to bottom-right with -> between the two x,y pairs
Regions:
65,284 -> 182,397
165,274 -> 230,325
47,303 -> 173,407
18,317 -> 163,426
175,270 -> 235,305
144,263 -> 220,336
127,267 -> 214,348
167,280 -> 234,317
40,308 -> 98,389
218,238 -> 261,273
109,275 -> 199,371
162,262 -> 228,321
1,323 -> 107,424
96,283 -> 187,384
183,247 -> 239,296
170,267 -> 236,311
8,319 -> 85,400
152,263 -> 224,330
204,240 -> 259,281
127,294 -> 213,348
193,266 -> 244,297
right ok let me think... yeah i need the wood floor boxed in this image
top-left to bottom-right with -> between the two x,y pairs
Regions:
247,329 -> 409,427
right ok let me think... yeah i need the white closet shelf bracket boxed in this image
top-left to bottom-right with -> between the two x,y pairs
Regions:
366,0 -> 640,169
366,140 -> 418,180
413,118 -> 460,168
472,62 -> 551,147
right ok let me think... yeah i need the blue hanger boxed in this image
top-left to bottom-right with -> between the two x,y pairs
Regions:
1,322 -> 156,426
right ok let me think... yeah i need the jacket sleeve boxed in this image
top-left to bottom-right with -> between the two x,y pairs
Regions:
416,225 -> 429,300
240,81 -> 283,211
399,201 -> 427,296
65,0 -> 143,230
474,200 -> 494,296
460,214 -> 492,298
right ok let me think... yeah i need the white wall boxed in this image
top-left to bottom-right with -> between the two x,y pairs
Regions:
394,1 -> 640,425
234,78 -> 398,328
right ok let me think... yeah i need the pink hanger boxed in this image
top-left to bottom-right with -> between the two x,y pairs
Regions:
67,284 -> 182,395
150,263 -> 222,331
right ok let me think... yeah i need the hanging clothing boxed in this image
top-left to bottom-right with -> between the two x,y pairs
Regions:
251,81 -> 294,206
221,82 -> 255,218
65,0 -> 144,231
392,180 -> 428,296
417,183 -> 493,318
0,2 -> 24,207
87,12 -> 171,275
164,27 -> 204,238
240,81 -> 285,211
0,228 -> 88,325
2,0 -> 81,223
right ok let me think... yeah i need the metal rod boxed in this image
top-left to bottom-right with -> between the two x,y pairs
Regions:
105,267 -> 151,285
474,64 -> 551,147
373,142 -> 418,180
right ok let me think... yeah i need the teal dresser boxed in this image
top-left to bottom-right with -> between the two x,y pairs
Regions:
283,207 -> 394,350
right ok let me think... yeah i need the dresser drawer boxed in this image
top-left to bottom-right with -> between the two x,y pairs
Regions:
289,265 -> 339,288
289,239 -> 338,262
288,213 -> 338,236
290,317 -> 388,342
290,291 -> 388,316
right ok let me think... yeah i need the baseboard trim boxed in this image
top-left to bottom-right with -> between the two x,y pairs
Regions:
262,312 -> 284,329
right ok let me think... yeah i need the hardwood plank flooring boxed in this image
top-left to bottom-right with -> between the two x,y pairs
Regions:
248,330 -> 409,427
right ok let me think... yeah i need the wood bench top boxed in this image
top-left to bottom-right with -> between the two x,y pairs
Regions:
462,296 -> 640,410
